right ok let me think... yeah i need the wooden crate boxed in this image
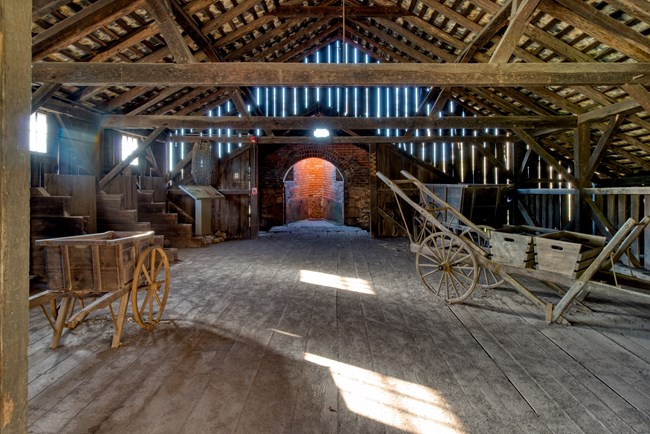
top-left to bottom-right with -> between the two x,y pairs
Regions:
491,226 -> 556,268
535,231 -> 606,278
36,231 -> 154,293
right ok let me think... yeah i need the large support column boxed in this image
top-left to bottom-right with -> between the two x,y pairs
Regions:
0,0 -> 31,432
573,123 -> 591,232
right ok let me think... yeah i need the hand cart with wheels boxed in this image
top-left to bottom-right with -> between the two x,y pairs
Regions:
34,231 -> 170,349
377,170 -> 650,324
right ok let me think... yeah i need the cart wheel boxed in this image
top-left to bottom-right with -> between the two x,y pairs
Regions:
459,225 -> 504,289
416,232 -> 479,303
131,246 -> 170,330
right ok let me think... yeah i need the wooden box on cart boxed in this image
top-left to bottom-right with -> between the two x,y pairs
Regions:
535,231 -> 606,278
491,225 -> 556,268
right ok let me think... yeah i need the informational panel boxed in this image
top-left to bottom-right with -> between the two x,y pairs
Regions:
179,185 -> 224,200
179,185 -> 224,235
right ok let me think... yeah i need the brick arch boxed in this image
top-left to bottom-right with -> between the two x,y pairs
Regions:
260,144 -> 371,230
261,144 -> 367,189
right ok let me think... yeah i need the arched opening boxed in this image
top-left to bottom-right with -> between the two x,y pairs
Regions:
284,157 -> 344,224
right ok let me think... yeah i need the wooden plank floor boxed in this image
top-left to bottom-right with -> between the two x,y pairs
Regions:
29,221 -> 650,433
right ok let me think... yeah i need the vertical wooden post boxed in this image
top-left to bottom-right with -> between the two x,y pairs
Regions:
573,123 -> 591,232
0,0 -> 30,430
250,141 -> 259,239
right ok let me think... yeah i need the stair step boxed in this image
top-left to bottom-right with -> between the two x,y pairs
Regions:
137,190 -> 155,204
138,202 -> 166,214
164,236 -> 205,248
151,223 -> 193,238
145,213 -> 178,225
98,209 -> 137,224
31,196 -> 71,216
97,222 -> 151,232
97,194 -> 125,213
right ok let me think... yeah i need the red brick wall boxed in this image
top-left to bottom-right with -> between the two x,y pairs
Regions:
285,158 -> 343,222
260,144 -> 370,230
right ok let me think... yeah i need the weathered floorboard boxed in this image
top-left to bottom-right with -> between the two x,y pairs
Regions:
29,221 -> 650,433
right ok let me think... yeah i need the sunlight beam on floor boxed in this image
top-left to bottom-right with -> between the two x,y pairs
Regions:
299,270 -> 375,294
304,353 -> 465,433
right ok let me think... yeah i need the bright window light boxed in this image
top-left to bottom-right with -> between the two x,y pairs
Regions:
121,135 -> 139,165
30,112 -> 48,153
304,353 -> 463,433
299,270 -> 375,294
313,128 -> 330,138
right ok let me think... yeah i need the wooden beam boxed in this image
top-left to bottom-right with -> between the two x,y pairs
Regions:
586,114 -> 624,180
623,84 -> 650,114
167,134 -> 513,145
103,115 -> 578,130
577,98 -> 642,124
512,127 -> 578,186
539,0 -> 650,62
489,0 -> 541,64
99,126 -> 167,189
145,0 -> 194,63
169,0 -> 224,63
32,0 -> 146,60
31,83 -> 61,114
1,0 -> 30,431
270,5 -> 406,18
32,62 -> 650,87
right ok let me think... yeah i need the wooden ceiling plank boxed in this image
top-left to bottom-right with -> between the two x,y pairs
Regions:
373,18 -> 455,62
32,0 -> 146,60
150,86 -> 206,115
416,0 -> 482,33
33,0 -> 68,18
127,85 -> 186,115
400,16 -> 465,50
201,0 -> 264,35
105,86 -> 152,111
224,18 -> 305,60
352,20 -> 437,63
145,0 -> 195,63
602,0 -> 650,24
90,21 -> 160,63
213,15 -> 276,48
102,114 -> 577,130
539,0 -> 650,62
33,62 -> 650,87
489,0 -> 542,64
169,0 -> 224,62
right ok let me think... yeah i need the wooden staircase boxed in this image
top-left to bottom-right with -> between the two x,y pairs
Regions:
96,192 -> 151,232
137,190 -> 205,248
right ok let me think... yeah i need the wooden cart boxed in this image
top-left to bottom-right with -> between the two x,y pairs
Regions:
377,170 -> 650,324
33,231 -> 170,349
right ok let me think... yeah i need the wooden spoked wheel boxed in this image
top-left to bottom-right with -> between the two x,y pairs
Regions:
459,225 -> 504,289
416,232 -> 479,303
131,246 -> 170,330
